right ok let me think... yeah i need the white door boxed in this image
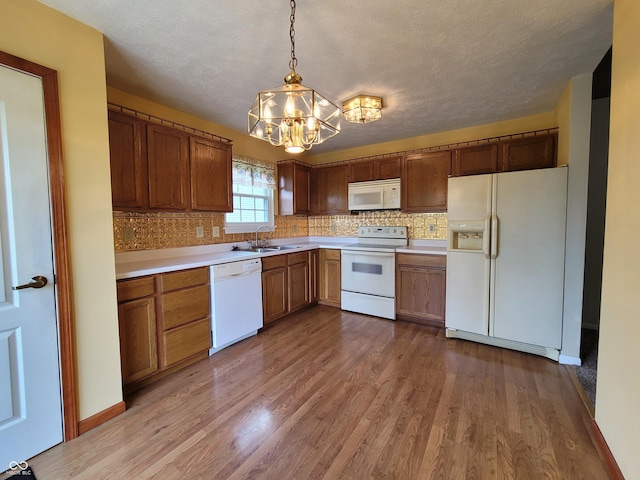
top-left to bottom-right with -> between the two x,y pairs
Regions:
0,65 -> 63,467
491,168 -> 567,348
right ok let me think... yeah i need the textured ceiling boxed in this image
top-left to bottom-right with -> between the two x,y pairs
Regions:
39,0 -> 613,155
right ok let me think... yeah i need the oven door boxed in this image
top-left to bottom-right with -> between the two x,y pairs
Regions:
341,249 -> 396,297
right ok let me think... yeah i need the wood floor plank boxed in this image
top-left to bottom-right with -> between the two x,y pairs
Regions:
12,306 -> 610,480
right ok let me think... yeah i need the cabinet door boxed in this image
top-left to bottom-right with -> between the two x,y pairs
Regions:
396,254 -> 446,327
452,144 -> 498,177
262,267 -> 288,325
401,151 -> 451,213
349,161 -> 375,182
147,123 -> 190,210
375,156 -> 402,179
162,317 -> 211,367
312,165 -> 349,215
118,297 -> 158,384
108,111 -> 148,209
396,266 -> 446,327
501,134 -> 556,172
278,161 -> 310,215
289,261 -> 310,312
319,249 -> 341,307
190,136 -> 232,212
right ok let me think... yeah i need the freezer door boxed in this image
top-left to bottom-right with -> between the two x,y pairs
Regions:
490,167 -> 567,348
446,250 -> 491,334
448,174 -> 492,221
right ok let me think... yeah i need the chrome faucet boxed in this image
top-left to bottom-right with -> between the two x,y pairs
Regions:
255,225 -> 272,248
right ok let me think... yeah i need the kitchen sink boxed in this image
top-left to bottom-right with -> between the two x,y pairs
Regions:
237,245 -> 301,253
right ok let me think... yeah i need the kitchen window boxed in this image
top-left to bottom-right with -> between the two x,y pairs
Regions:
224,155 -> 276,234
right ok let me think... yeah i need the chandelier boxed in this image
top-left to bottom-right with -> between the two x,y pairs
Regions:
342,95 -> 383,124
248,0 -> 340,154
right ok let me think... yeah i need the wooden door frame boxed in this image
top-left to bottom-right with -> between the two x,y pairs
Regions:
0,51 -> 79,441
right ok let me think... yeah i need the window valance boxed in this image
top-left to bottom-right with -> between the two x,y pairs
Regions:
232,155 -> 276,189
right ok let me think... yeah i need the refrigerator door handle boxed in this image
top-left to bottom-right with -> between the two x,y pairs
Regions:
483,216 -> 491,258
491,215 -> 499,259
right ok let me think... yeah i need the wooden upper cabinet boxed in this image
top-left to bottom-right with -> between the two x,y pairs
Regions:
401,151 -> 451,213
190,136 -> 232,212
108,111 -> 148,209
108,110 -> 233,212
452,144 -> 499,177
375,156 -> 402,179
349,157 -> 402,183
349,160 -> 375,182
312,164 -> 349,215
147,123 -> 190,210
501,133 -> 557,172
278,160 -> 311,215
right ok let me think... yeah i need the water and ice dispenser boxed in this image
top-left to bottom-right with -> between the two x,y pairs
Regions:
448,220 -> 487,252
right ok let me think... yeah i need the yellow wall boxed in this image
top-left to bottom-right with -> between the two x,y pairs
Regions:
597,0 -> 640,476
305,112 -> 557,164
0,0 -> 122,420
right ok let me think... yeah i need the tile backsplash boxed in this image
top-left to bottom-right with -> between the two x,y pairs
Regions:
113,210 -> 447,252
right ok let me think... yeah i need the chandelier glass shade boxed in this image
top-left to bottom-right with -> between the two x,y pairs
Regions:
342,95 -> 383,124
248,0 -> 340,154
248,78 -> 341,154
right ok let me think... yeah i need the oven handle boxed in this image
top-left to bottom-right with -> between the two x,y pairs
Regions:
341,250 -> 396,258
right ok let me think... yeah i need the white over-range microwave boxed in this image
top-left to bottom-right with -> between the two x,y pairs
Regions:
347,178 -> 401,211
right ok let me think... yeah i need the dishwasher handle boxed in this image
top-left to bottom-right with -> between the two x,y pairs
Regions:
214,269 -> 261,281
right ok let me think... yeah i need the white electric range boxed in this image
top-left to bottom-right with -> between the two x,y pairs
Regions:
340,226 -> 408,320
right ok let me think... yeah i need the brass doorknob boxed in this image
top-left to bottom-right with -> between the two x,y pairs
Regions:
13,275 -> 48,290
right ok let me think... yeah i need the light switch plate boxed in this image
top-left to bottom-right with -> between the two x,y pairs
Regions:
196,226 -> 204,238
213,226 -> 220,237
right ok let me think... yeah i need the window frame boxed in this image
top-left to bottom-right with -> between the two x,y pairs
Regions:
224,183 -> 275,234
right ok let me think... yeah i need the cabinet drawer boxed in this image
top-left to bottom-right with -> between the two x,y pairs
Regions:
262,254 -> 287,271
396,253 -> 446,269
117,276 -> 155,302
287,251 -> 308,265
162,317 -> 211,367
162,284 -> 210,330
322,248 -> 341,261
161,267 -> 209,292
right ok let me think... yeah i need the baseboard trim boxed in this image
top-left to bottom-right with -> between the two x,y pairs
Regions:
78,401 -> 126,435
559,354 -> 581,365
565,365 -> 595,418
591,419 -> 625,480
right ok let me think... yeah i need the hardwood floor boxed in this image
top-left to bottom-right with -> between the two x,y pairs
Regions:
18,306 -> 609,479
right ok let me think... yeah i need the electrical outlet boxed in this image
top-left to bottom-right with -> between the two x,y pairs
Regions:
212,226 -> 220,237
123,226 -> 134,243
331,222 -> 337,233
429,224 -> 436,233
196,226 -> 204,238
292,224 -> 297,233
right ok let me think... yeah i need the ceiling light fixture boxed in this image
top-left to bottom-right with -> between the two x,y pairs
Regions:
342,95 -> 383,124
248,0 -> 340,154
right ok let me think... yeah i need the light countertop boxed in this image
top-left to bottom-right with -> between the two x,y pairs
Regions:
115,237 -> 447,280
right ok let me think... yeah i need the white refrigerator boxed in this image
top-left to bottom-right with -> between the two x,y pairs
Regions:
445,167 -> 568,360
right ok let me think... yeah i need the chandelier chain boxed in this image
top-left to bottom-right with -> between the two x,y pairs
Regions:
289,0 -> 298,71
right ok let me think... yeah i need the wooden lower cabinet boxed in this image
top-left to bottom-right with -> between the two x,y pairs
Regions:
396,253 -> 446,327
318,248 -> 341,308
118,296 -> 158,384
262,255 -> 289,325
262,250 -> 316,325
116,266 -> 211,390
288,253 -> 310,313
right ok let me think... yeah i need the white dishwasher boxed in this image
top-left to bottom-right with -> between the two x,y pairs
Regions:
209,258 -> 263,355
